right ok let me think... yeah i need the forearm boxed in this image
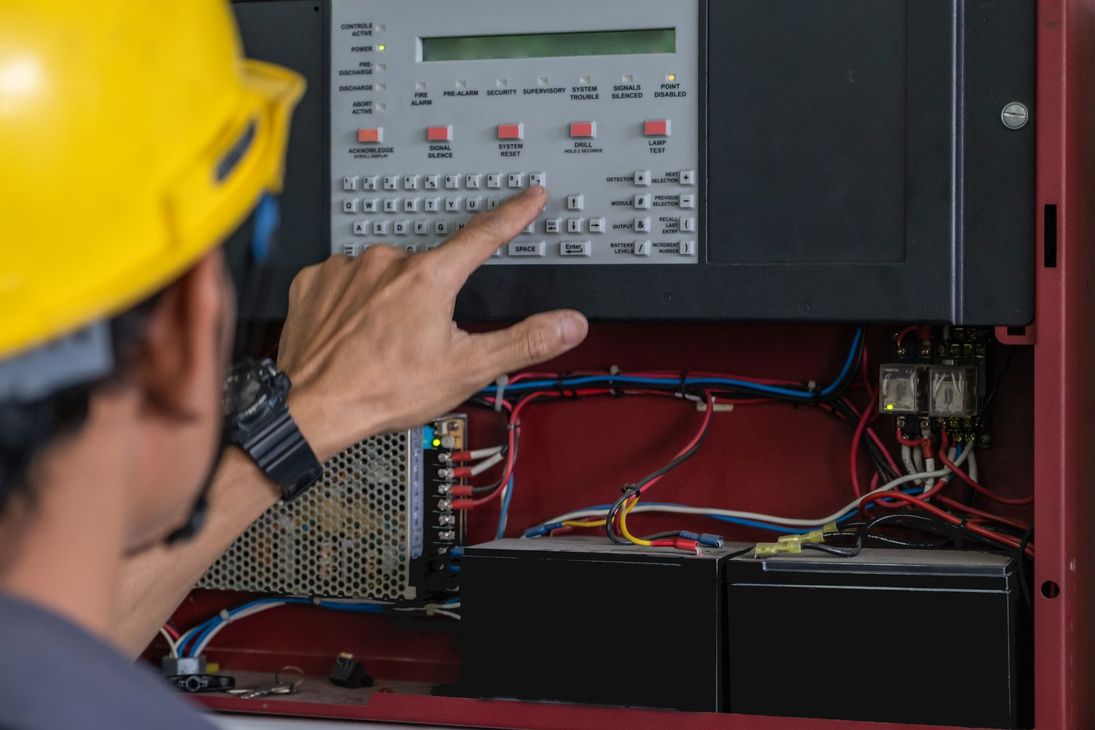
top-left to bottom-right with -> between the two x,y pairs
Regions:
113,449 -> 280,657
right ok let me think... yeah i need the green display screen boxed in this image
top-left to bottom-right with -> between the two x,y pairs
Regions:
421,28 -> 675,62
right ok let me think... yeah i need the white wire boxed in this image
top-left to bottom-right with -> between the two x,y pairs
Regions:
900,445 -> 921,486
430,609 -> 462,620
392,601 -> 461,613
190,602 -> 286,658
541,447 -> 974,530
159,627 -> 179,658
967,449 -> 978,482
466,446 -> 504,461
913,447 -> 925,473
186,597 -> 460,657
469,452 -> 504,476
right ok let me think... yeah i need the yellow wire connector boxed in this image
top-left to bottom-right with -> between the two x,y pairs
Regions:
754,522 -> 843,557
753,541 -> 803,557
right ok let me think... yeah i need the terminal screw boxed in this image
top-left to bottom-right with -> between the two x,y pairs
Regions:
1001,102 -> 1030,130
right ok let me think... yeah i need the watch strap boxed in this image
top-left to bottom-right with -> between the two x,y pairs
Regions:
241,406 -> 324,502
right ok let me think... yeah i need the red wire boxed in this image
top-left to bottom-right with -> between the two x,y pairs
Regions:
895,326 -> 930,346
636,390 -> 715,497
162,624 -> 181,640
859,490 -> 1032,556
894,428 -> 924,447
935,495 -> 1031,532
849,350 -> 876,498
937,441 -> 1034,506
458,388 -> 718,509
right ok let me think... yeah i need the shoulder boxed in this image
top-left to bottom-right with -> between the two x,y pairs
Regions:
0,593 -> 218,730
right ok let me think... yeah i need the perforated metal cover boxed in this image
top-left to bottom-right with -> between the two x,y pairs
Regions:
200,431 -> 419,601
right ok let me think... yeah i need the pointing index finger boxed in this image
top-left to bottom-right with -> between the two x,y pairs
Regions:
423,186 -> 547,290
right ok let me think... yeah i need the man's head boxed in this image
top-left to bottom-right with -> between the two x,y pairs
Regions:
0,251 -> 236,553
0,0 -> 304,553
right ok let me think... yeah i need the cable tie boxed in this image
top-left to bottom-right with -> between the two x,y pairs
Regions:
608,365 -> 622,398
678,370 -> 690,398
555,371 -> 578,400
494,374 -> 509,412
807,380 -> 818,394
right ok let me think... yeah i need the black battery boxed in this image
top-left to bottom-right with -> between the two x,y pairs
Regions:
725,547 -> 1032,728
458,537 -> 741,712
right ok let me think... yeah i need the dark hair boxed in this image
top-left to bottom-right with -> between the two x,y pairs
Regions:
0,295 -> 162,515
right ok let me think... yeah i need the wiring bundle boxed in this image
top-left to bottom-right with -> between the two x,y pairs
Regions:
164,328 -> 1033,672
162,596 -> 460,660
445,327 -> 1032,565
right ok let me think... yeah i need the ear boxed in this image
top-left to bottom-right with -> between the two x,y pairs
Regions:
137,249 -> 232,418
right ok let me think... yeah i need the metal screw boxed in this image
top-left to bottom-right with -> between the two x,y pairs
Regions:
1001,102 -> 1030,130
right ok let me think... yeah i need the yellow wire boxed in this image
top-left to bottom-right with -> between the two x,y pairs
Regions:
563,519 -> 607,529
618,494 -> 652,547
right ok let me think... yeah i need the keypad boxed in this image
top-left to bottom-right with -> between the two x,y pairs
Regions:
335,169 -> 698,261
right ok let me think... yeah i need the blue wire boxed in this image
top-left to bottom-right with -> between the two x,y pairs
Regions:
481,328 -> 864,401
186,598 -> 310,657
250,194 -> 279,264
496,475 -> 515,540
525,483 -> 933,542
181,593 -> 464,657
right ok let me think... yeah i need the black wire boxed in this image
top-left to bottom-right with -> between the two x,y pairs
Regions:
1016,526 -> 1035,610
827,399 -> 899,482
605,393 -> 715,544
470,438 -> 518,496
805,512 -> 1028,559
724,545 -> 755,560
605,487 -> 640,545
983,347 -> 1017,415
803,541 -> 863,557
641,531 -> 684,542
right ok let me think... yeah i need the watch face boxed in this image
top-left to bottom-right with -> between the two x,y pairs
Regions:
224,366 -> 268,421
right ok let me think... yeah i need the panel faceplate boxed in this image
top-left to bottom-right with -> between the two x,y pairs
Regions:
330,0 -> 700,265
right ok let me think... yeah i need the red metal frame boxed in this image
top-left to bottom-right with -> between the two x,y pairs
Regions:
1031,1 -> 1095,728
169,1 -> 1095,725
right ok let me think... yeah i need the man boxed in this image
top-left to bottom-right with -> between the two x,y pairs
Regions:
0,1 -> 588,727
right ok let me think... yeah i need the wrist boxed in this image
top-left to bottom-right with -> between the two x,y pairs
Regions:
286,385 -> 386,463
210,448 -> 281,518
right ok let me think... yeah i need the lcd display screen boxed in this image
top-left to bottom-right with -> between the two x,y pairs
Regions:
421,28 -> 675,62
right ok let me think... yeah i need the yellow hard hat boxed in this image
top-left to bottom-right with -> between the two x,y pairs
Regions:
0,0 -> 305,359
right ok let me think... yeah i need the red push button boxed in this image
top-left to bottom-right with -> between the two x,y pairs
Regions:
427,125 -> 453,142
357,127 -> 383,144
570,121 -> 597,138
643,119 -> 671,137
498,123 -> 524,140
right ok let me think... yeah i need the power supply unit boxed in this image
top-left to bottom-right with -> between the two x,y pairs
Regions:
200,417 -> 467,602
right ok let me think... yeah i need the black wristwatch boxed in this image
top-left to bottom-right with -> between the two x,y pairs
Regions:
223,358 -> 323,502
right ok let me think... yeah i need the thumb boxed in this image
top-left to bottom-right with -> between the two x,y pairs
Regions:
470,310 -> 589,378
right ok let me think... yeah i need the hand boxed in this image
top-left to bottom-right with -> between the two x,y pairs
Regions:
278,187 -> 588,460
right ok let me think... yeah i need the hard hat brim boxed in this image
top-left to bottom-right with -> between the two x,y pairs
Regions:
0,61 -> 306,360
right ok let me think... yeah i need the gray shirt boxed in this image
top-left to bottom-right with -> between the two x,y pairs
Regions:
0,592 -> 217,730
